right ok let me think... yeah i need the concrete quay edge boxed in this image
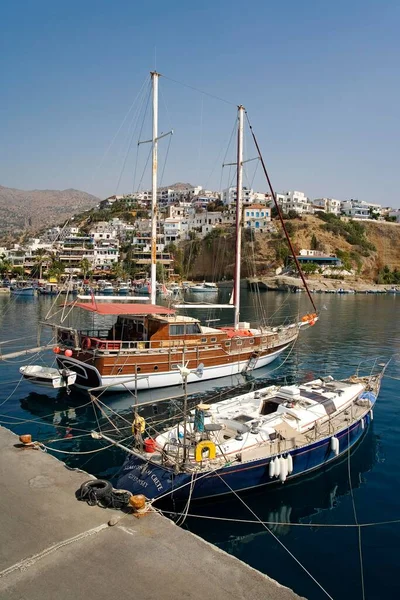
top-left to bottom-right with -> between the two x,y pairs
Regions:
0,425 -> 306,600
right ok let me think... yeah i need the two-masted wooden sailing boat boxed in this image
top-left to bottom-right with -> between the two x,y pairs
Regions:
25,72 -> 317,392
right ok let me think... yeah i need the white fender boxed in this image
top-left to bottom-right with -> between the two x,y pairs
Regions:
279,456 -> 288,482
361,418 -> 365,430
287,453 -> 293,474
274,456 -> 281,477
370,409 -> 374,421
331,436 -> 339,456
269,460 -> 275,478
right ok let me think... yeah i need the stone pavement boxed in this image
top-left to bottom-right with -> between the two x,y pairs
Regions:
0,426 -> 305,600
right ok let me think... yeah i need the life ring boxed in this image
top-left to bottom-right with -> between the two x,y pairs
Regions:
81,336 -> 92,350
195,440 -> 216,462
132,415 -> 146,434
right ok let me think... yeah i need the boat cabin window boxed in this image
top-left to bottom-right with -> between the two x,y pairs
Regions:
186,323 -> 201,334
170,323 -> 201,336
170,325 -> 185,336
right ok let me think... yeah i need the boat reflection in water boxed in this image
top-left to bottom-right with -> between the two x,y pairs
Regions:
180,427 -> 379,548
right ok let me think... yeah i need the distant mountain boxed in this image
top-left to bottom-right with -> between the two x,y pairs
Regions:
0,185 -> 100,240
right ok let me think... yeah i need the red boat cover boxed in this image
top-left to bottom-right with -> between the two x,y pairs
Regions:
73,302 -> 175,316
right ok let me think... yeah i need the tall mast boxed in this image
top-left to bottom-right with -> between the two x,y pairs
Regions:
234,105 -> 244,329
150,71 -> 159,306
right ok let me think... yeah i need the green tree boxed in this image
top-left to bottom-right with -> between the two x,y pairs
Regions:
310,234 -> 318,250
79,258 -> 92,279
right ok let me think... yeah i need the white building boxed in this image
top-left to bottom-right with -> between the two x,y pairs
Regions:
93,241 -> 120,270
340,200 -> 371,219
89,222 -> 118,241
312,198 -> 342,216
221,187 -> 268,207
188,211 -> 233,237
388,208 -> 400,223
243,204 -> 272,233
163,217 -> 189,243
275,191 -> 312,214
135,185 -> 203,206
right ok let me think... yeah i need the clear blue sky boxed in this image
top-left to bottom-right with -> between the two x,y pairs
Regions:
1,0 -> 399,206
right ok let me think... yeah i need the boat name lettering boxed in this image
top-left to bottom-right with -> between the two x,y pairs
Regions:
127,473 -> 148,488
150,473 -> 163,492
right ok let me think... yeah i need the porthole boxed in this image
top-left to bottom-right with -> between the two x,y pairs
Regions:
249,339 -> 254,345
154,365 -> 159,371
201,337 -> 207,343
236,340 -> 242,346
137,367 -> 141,372
225,341 -> 231,348
210,337 -> 217,343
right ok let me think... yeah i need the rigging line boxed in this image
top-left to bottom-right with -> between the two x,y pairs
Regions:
39,437 -> 133,455
347,427 -> 366,600
159,81 -> 173,134
93,74 -> 150,177
217,116 -> 238,196
160,74 -> 237,107
40,427 -> 132,445
159,132 -> 172,190
94,396 -> 133,427
0,413 -> 98,434
132,80 -> 153,193
0,335 -> 38,346
0,376 -> 24,408
196,93 -> 204,184
245,111 -> 317,315
137,144 -> 153,192
116,81 -> 151,195
159,511 -> 400,529
213,471 -> 335,600
91,397 -> 121,433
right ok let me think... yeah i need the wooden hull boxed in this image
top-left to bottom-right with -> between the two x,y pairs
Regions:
57,342 -> 290,390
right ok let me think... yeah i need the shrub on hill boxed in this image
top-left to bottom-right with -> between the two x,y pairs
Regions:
317,214 -> 376,254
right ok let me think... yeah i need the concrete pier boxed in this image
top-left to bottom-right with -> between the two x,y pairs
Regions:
0,426 -> 305,600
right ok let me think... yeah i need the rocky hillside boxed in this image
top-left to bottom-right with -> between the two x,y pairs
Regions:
0,185 -> 100,241
183,216 -> 400,282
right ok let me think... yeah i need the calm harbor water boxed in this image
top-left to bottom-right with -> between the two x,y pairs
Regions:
0,290 -> 399,599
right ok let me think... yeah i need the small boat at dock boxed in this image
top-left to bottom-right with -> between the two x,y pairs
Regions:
19,365 -> 77,389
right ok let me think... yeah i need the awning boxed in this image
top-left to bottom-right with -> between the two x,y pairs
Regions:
72,302 -> 175,316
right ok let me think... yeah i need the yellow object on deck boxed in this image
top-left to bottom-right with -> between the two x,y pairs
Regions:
195,440 -> 216,462
132,415 -> 146,434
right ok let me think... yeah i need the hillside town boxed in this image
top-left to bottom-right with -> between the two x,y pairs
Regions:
1,183 -> 399,281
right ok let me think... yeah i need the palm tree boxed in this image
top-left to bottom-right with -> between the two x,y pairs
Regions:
0,258 -> 12,279
33,249 -> 47,280
47,252 -> 65,283
79,258 -> 92,280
